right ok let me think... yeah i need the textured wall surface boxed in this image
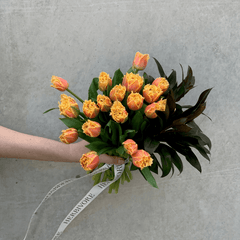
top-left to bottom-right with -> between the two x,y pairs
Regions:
0,0 -> 240,239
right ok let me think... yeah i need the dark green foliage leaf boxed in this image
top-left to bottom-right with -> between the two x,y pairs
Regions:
130,162 -> 138,171
174,66 -> 195,102
59,117 -> 84,130
151,153 -> 162,170
116,146 -> 125,156
167,70 -> 177,91
112,69 -> 124,87
88,78 -> 99,102
149,157 -> 158,174
43,107 -> 58,114
155,144 -> 173,177
144,137 -> 160,154
78,130 -> 101,143
98,146 -> 116,155
166,141 -> 202,173
143,72 -> 155,84
119,129 -> 136,143
86,141 -> 112,154
153,57 -> 167,78
141,167 -> 158,188
131,111 -> 143,132
181,88 -> 212,119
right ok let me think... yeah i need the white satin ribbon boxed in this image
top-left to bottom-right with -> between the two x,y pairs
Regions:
23,162 -> 126,240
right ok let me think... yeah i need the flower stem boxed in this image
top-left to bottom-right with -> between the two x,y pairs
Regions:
67,89 -> 84,103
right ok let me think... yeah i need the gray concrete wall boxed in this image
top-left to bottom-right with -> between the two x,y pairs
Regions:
0,0 -> 239,239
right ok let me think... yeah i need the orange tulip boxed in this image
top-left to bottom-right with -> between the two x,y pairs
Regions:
152,77 -> 169,93
122,139 -> 138,155
82,120 -> 101,137
132,150 -> 153,170
80,151 -> 100,171
122,73 -> 144,93
83,100 -> 100,118
59,128 -> 78,144
127,92 -> 144,111
109,84 -> 126,102
110,100 -> 128,123
144,102 -> 159,119
58,94 -> 79,118
51,76 -> 69,91
98,72 -> 112,91
97,95 -> 112,112
132,52 -> 150,71
143,84 -> 163,103
157,99 -> 167,111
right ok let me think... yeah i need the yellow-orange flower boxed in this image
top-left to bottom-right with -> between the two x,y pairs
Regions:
80,151 -> 100,171
132,150 -> 153,170
110,101 -> 128,123
83,100 -> 100,118
127,92 -> 144,111
143,84 -> 163,103
122,139 -> 138,155
109,84 -> 126,102
82,120 -> 101,137
58,94 -> 79,118
59,128 -> 78,144
157,99 -> 167,111
122,73 -> 144,93
152,77 -> 169,93
51,76 -> 69,91
144,102 -> 159,119
98,72 -> 112,91
97,95 -> 112,112
132,52 -> 150,71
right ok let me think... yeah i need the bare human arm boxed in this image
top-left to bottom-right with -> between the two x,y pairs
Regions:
0,126 -> 124,165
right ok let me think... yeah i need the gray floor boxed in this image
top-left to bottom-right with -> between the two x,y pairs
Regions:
1,0 -> 240,239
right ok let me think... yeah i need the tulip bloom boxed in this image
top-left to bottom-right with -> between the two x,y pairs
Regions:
97,95 -> 112,112
132,52 -> 150,71
127,92 -> 144,111
59,128 -> 78,144
143,84 -> 163,103
80,151 -> 100,171
122,139 -> 138,155
83,100 -> 100,118
109,84 -> 126,102
58,94 -> 79,118
51,76 -> 69,91
152,77 -> 169,93
82,120 -> 101,137
132,150 -> 153,170
98,72 -> 112,91
122,73 -> 144,93
157,99 -> 167,112
110,101 -> 128,123
144,102 -> 159,119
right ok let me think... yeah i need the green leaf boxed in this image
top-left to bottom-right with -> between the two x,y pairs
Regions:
59,118 -> 84,130
167,70 -> 177,91
43,107 -> 58,114
88,78 -> 99,101
98,146 -> 115,155
116,145 -> 125,156
86,141 -> 111,154
112,69 -> 124,87
78,130 -> 101,143
155,144 -> 173,177
119,129 -> 136,143
130,162 -> 138,171
141,167 -> 158,188
131,111 -> 143,132
149,157 -> 158,174
144,137 -> 160,154
143,72 -> 155,84
153,57 -> 167,78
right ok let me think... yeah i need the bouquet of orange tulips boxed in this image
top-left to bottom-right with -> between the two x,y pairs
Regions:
45,52 -> 212,193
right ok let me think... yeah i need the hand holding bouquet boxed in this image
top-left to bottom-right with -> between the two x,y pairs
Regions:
46,52 -> 212,193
